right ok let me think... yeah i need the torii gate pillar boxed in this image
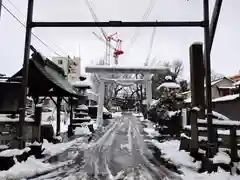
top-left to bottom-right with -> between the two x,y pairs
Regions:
97,79 -> 105,127
145,73 -> 152,108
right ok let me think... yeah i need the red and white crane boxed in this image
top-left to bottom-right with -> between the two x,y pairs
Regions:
93,31 -> 124,65
84,0 -> 124,65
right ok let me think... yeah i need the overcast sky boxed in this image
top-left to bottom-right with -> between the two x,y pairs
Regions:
0,0 -> 240,79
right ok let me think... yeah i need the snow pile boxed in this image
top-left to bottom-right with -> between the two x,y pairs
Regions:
181,167 -> 239,180
0,156 -> 72,180
0,138 -> 79,179
74,120 -> 97,136
151,139 -> 240,180
75,126 -> 92,136
151,140 -> 201,170
143,128 -> 159,138
42,138 -> 81,157
132,112 -> 143,117
212,152 -> 231,164
112,112 -> 122,118
0,156 -> 52,179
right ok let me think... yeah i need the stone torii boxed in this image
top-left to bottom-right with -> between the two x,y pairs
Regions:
85,65 -> 170,127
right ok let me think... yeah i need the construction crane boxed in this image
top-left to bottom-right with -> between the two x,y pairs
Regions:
93,31 -> 124,65
84,0 -> 123,65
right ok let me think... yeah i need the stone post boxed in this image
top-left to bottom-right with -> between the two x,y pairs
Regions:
32,105 -> 42,142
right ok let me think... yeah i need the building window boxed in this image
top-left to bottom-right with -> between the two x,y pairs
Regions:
58,60 -> 63,65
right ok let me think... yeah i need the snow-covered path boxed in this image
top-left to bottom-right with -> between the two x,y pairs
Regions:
29,115 -> 181,180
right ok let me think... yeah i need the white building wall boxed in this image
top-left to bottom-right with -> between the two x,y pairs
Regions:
52,56 -> 81,83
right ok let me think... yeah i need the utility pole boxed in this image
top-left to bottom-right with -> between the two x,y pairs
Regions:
18,0 -> 34,149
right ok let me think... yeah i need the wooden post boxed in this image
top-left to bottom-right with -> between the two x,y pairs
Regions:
32,105 -> 42,142
190,109 -> 199,155
189,43 -> 205,118
230,127 -> 238,162
69,97 -> 73,126
56,97 -> 62,136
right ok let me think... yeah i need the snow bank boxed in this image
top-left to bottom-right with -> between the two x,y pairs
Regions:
143,128 -> 159,138
181,167 -> 239,180
151,140 -> 201,170
0,156 -> 51,179
42,138 -> 81,157
212,152 -> 231,164
75,126 -> 92,136
151,139 -> 240,180
0,147 -> 30,157
0,157 -> 72,180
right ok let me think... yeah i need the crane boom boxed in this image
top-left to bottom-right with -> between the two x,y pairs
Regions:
92,32 -> 116,50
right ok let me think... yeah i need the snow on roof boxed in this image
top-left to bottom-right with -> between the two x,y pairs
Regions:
233,80 -> 240,86
184,94 -> 239,103
0,147 -> 30,157
217,86 -> 236,89
0,115 -> 34,122
157,82 -> 180,90
71,80 -> 91,88
212,94 -> 239,102
76,104 -> 88,111
210,77 -> 234,86
211,111 -> 229,120
210,78 -> 224,86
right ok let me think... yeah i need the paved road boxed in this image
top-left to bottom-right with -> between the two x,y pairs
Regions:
30,115 -> 181,180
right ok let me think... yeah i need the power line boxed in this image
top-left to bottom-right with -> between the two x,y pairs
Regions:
144,25 -> 156,66
6,0 -> 68,56
1,3 -> 62,56
125,0 -> 157,57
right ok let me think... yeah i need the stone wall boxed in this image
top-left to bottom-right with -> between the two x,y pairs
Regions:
0,122 -> 35,148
